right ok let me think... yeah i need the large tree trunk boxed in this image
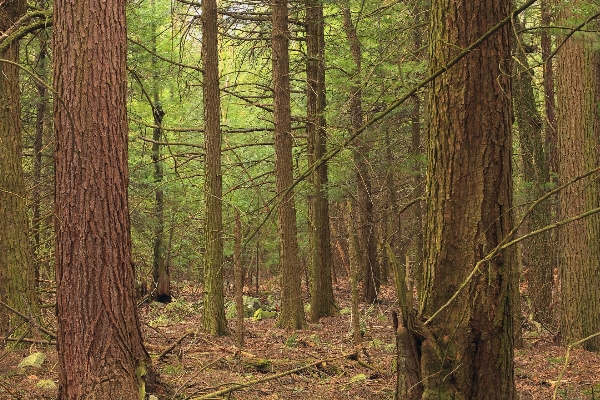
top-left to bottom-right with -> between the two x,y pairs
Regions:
306,0 -> 335,321
342,5 -> 380,304
0,0 -> 41,338
397,0 -> 517,397
202,0 -> 228,336
556,5 -> 600,351
53,0 -> 150,397
272,0 -> 305,329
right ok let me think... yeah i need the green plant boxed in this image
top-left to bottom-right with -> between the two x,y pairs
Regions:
285,333 -> 298,347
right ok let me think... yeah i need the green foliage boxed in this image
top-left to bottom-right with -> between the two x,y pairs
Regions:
284,333 -> 299,347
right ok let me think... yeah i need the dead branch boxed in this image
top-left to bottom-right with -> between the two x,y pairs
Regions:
5,337 -> 56,346
191,352 -> 357,400
153,330 -> 191,363
0,299 -> 56,339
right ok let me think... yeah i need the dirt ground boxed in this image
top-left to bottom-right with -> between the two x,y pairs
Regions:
1,278 -> 599,399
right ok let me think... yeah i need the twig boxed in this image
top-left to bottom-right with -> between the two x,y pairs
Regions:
191,352 -> 356,400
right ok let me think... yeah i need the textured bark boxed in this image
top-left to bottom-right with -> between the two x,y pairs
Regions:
202,0 -> 228,336
272,0 -> 306,329
272,0 -> 305,329
556,5 -> 600,351
0,0 -> 40,338
53,0 -> 150,397
306,0 -> 335,321
541,0 -> 558,177
342,5 -> 379,304
407,0 -> 517,397
512,17 -> 554,326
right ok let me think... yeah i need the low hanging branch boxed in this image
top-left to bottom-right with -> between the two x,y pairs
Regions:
191,352 -> 357,400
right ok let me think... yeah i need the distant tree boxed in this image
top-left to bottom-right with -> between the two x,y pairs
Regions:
397,0 -> 517,397
202,0 -> 228,336
512,15 -> 554,325
342,4 -> 379,304
0,0 -> 40,337
53,0 -> 151,396
150,0 -> 170,303
272,0 -> 305,329
306,0 -> 336,321
556,3 -> 600,351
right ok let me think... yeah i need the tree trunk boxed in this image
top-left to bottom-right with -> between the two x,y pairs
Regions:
342,5 -> 379,304
202,0 -> 228,336
53,0 -> 151,397
234,210 -> 244,347
556,5 -> 600,351
512,16 -> 553,326
399,0 -> 518,397
0,0 -> 41,338
150,0 -> 170,303
306,0 -> 335,321
272,0 -> 305,329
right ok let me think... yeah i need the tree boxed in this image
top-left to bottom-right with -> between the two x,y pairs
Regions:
512,16 -> 554,325
272,0 -> 305,329
53,0 -> 150,396
306,0 -> 336,321
397,0 -> 517,397
202,0 -> 229,336
150,0 -> 170,303
0,0 -> 40,338
556,3 -> 600,351
342,4 -> 380,304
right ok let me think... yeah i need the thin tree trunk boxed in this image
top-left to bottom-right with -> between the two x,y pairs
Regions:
235,210 -> 244,347
272,0 -> 305,329
307,0 -> 335,321
342,5 -> 379,304
202,0 -> 228,336
0,0 -> 41,338
347,202 -> 362,346
150,0 -> 170,303
512,16 -> 553,326
53,0 -> 151,396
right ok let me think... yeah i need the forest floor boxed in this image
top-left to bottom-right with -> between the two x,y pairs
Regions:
1,276 -> 600,399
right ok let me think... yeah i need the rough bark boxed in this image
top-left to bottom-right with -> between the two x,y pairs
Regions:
53,0 -> 150,397
306,0 -> 335,321
556,5 -> 600,351
401,0 -> 517,397
272,0 -> 305,329
0,0 -> 40,338
342,5 -> 380,304
202,0 -> 228,336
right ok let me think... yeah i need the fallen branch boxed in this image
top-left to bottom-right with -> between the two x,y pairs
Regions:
153,330 -> 191,363
5,337 -> 56,346
191,352 -> 357,400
